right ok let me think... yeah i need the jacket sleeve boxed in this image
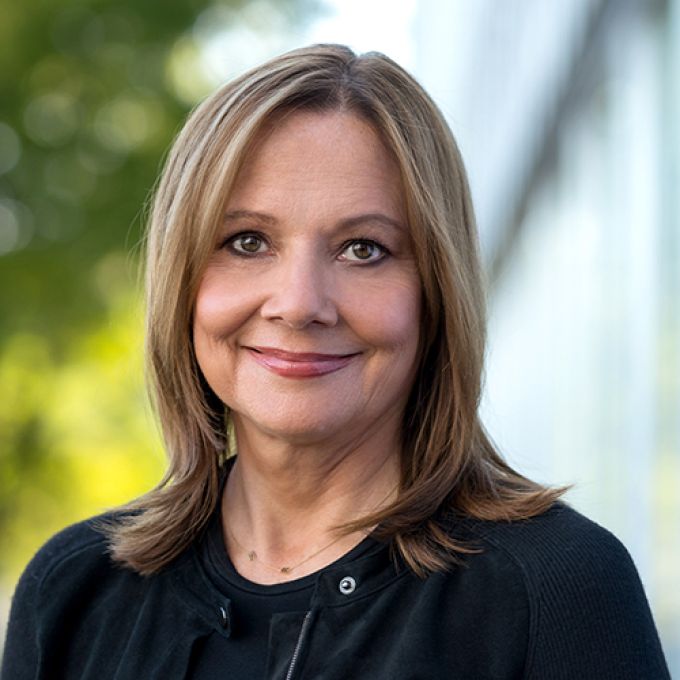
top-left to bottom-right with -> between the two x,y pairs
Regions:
521,517 -> 671,679
2,549 -> 43,680
1,518 -> 108,680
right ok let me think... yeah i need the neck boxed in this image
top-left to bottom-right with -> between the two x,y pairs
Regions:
220,414 -> 401,583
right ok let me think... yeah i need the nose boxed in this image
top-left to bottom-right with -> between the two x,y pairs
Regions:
260,249 -> 338,329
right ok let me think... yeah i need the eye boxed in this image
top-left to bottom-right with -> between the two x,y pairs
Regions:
341,239 -> 388,263
225,232 -> 268,255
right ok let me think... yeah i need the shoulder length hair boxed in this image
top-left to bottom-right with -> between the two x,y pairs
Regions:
106,44 -> 566,576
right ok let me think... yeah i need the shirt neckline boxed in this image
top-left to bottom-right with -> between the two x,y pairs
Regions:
201,509 -> 381,596
199,456 -> 386,597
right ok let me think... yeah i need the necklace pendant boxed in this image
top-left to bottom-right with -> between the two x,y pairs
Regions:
248,551 -> 257,562
280,566 -> 291,574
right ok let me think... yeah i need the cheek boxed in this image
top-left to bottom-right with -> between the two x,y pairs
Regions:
351,276 -> 421,353
192,276 -> 249,401
192,276 -> 252,392
193,272 -> 252,340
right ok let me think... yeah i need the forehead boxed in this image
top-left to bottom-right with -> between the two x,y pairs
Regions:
226,110 -> 404,220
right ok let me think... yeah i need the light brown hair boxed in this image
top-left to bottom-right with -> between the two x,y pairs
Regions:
105,44 -> 566,576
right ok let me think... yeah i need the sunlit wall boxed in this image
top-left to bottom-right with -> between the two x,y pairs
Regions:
415,0 -> 679,672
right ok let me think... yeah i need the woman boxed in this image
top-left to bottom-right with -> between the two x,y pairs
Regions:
2,44 -> 670,679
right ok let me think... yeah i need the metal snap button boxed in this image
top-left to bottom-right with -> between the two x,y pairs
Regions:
219,605 -> 228,627
338,576 -> 356,595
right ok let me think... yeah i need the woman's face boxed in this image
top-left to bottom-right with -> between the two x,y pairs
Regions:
193,110 -> 421,446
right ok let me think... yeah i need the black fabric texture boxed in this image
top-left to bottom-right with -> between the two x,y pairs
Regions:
1,500 -> 671,679
187,508 -> 378,678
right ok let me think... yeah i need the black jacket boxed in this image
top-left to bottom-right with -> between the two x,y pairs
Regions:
1,501 -> 671,679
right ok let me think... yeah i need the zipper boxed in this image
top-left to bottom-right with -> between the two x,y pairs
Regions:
285,611 -> 313,680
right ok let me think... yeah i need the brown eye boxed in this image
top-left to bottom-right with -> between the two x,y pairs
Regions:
342,240 -> 386,263
352,242 -> 374,259
231,233 -> 265,254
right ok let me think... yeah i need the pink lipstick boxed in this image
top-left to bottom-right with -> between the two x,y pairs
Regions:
245,346 -> 358,378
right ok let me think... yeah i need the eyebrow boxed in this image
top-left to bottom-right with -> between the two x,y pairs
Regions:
337,213 -> 405,232
223,210 -> 405,232
223,209 -> 276,225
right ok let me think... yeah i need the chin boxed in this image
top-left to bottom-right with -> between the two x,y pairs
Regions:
236,408 -> 356,446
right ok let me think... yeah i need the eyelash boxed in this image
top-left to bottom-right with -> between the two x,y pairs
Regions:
220,231 -> 391,263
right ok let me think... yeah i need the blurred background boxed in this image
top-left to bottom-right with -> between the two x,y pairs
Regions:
1,0 -> 678,672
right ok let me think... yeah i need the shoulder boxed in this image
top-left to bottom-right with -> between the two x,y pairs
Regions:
452,502 -> 670,679
20,512 -> 123,588
458,501 -> 649,627
463,501 -> 634,583
10,511 -> 139,615
2,512 -> 140,680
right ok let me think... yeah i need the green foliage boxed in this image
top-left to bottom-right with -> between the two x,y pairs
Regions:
0,0 -> 218,339
0,277 -> 165,582
0,0 -> 317,588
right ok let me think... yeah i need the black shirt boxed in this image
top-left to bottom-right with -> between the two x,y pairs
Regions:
188,510 -> 380,678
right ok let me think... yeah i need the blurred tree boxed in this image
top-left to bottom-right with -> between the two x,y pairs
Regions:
0,0 -> 317,587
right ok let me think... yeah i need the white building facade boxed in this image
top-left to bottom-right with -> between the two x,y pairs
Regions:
414,0 -> 680,671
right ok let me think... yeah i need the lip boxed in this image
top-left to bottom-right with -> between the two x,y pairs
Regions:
245,346 -> 360,378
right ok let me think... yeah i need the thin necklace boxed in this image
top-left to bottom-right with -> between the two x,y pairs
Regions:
223,481 -> 398,575
225,524 -> 352,575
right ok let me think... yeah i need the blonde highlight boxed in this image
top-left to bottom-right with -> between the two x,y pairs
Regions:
103,44 -> 568,576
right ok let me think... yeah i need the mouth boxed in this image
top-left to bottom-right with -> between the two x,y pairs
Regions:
244,346 -> 360,378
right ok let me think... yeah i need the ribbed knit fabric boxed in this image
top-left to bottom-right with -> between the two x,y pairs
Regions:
463,506 -> 671,678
